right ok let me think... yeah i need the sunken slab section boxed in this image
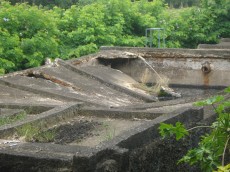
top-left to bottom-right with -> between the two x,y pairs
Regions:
0,46 -> 229,171
0,106 -> 204,172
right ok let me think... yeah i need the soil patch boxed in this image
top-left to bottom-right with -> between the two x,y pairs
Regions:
53,120 -> 101,144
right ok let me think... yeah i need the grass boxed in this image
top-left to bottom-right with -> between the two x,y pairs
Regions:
33,130 -> 56,142
0,111 -> 27,126
103,123 -> 116,141
17,123 -> 40,141
16,123 -> 56,142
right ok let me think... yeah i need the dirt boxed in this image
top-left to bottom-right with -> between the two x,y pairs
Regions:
33,116 -> 146,147
53,120 -> 101,144
74,117 -> 146,147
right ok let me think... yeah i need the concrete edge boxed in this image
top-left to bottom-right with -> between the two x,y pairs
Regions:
79,107 -> 162,119
0,102 -> 82,138
100,46 -> 230,59
0,103 -> 55,114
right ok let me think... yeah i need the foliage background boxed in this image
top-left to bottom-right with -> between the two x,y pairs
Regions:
0,0 -> 229,74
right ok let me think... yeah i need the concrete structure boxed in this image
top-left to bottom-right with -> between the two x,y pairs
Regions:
0,39 -> 229,171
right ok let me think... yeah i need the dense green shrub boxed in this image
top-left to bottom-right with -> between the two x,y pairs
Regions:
0,0 -> 229,73
157,7 -> 219,48
0,1 -> 59,71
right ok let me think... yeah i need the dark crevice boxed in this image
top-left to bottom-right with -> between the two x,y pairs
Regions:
97,58 -> 136,69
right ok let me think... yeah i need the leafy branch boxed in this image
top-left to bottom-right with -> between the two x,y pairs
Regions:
159,87 -> 230,171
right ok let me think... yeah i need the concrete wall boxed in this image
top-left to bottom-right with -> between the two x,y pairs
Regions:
99,47 -> 230,87
115,57 -> 230,87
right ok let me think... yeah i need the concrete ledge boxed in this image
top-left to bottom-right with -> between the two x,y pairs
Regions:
0,143 -> 77,172
100,46 -> 230,59
0,103 -> 55,114
79,107 -> 162,119
0,103 -> 82,138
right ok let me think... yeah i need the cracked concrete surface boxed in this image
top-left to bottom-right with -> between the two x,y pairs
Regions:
0,43 -> 229,171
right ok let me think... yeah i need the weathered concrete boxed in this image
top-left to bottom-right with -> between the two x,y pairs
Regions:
0,45 -> 229,171
96,48 -> 230,87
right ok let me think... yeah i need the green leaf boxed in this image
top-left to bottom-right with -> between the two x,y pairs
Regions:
224,87 -> 230,93
194,96 -> 224,106
174,122 -> 189,140
0,68 -> 5,75
159,123 -> 174,138
159,122 -> 188,141
216,104 -> 225,114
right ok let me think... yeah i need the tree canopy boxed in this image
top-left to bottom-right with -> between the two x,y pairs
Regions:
0,0 -> 229,74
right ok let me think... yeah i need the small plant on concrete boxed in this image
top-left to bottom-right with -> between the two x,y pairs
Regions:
17,123 -> 40,141
0,111 -> 27,126
17,123 -> 56,142
159,87 -> 230,171
105,128 -> 116,141
33,130 -> 56,142
103,123 -> 116,141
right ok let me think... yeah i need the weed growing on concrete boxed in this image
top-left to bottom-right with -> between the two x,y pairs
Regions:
105,128 -> 116,141
33,130 -> 56,142
17,123 -> 56,142
17,123 -> 40,141
0,111 -> 27,126
103,123 -> 116,141
159,87 -> 230,171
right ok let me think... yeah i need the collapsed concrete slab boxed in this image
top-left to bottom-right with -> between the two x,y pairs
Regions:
0,45 -> 229,171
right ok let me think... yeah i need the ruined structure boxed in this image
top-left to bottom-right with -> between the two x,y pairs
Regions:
0,38 -> 229,171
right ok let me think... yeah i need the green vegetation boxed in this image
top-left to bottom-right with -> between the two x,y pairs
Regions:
7,0 -> 201,9
17,123 -> 40,141
0,111 -> 27,126
103,123 -> 116,141
159,87 -> 230,171
215,164 -> 230,172
0,0 -> 229,74
33,129 -> 56,142
164,0 -> 200,8
17,123 -> 56,142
